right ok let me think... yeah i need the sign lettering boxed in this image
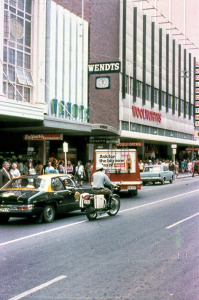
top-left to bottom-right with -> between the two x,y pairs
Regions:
88,61 -> 121,74
132,106 -> 161,123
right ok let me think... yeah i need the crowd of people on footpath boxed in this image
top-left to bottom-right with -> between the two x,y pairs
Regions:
138,158 -> 199,178
0,158 -> 93,189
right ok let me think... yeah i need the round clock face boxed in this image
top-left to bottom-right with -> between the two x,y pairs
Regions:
96,77 -> 110,89
10,19 -> 24,39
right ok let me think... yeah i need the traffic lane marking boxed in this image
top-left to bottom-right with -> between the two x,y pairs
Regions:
166,212 -> 199,229
8,275 -> 67,300
1,188 -> 199,248
0,219 -> 87,247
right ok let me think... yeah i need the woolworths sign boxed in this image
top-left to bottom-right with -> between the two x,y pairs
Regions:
88,62 -> 121,74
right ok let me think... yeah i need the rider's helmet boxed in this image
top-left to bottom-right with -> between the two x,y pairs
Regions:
96,163 -> 103,171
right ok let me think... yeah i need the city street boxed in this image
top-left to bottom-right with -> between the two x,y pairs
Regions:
1,176 -> 199,300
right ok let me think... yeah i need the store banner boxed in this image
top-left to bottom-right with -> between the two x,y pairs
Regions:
195,62 -> 199,127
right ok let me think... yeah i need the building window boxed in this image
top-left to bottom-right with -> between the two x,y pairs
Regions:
154,88 -> 159,104
125,75 -> 129,94
136,81 -> 142,98
175,97 -> 178,111
122,121 -> 129,130
130,77 -> 133,95
181,100 -> 184,113
3,0 -> 33,101
162,92 -> 166,106
169,95 -> 172,109
146,85 -> 151,101
24,86 -> 30,102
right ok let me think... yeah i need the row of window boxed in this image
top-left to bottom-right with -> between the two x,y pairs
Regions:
3,1 -> 33,102
125,76 -> 194,116
121,121 -> 194,141
5,0 -> 32,15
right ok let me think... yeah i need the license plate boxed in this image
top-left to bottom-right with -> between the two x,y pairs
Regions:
128,186 -> 136,190
0,208 -> 10,212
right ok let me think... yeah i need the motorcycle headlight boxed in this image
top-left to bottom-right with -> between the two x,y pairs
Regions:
84,199 -> 91,205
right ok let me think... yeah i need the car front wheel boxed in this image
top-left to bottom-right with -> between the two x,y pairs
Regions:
43,204 -> 55,223
170,176 -> 173,184
161,178 -> 165,185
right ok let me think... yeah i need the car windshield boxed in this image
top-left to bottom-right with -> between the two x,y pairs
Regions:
2,177 -> 43,190
144,166 -> 161,173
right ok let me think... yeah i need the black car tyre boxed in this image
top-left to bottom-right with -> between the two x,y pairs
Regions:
43,204 -> 55,223
161,178 -> 165,185
143,182 -> 146,186
133,190 -> 138,196
107,195 -> 120,216
86,206 -> 97,221
0,215 -> 10,224
170,176 -> 173,184
153,182 -> 155,185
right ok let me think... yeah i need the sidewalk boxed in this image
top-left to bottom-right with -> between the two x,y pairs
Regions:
176,172 -> 198,179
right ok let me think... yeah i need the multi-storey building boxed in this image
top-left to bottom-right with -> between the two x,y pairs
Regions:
62,0 -> 199,161
0,0 -> 90,164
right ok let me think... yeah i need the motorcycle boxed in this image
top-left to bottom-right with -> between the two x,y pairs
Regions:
79,186 -> 120,221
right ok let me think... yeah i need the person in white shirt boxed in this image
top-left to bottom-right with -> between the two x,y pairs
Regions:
45,161 -> 54,174
10,163 -> 20,179
75,161 -> 85,186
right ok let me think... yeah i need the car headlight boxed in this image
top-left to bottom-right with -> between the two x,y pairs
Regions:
84,199 -> 91,205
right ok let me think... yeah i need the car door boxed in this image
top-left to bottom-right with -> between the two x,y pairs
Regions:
51,177 -> 72,214
60,177 -> 79,211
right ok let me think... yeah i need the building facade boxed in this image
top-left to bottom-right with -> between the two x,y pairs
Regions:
0,0 -> 91,165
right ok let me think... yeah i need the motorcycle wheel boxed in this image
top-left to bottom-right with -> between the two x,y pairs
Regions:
107,195 -> 120,216
86,206 -> 97,221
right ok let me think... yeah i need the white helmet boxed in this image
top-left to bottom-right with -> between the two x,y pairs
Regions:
96,163 -> 103,171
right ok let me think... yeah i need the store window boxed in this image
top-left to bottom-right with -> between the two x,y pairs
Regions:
3,0 -> 33,102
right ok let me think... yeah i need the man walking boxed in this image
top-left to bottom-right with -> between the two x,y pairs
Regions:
0,161 -> 11,188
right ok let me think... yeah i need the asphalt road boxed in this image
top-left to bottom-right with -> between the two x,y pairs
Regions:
0,176 -> 199,300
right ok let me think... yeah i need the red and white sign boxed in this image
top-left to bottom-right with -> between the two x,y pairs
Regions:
195,121 -> 199,127
195,115 -> 199,120
196,95 -> 199,100
195,101 -> 199,107
24,134 -> 63,140
132,106 -> 161,123
115,142 -> 143,147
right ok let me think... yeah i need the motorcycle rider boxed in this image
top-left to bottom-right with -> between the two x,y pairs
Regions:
92,163 -> 114,208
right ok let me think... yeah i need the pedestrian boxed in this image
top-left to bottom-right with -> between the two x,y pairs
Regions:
180,160 -> 186,173
75,160 -> 85,186
67,160 -> 74,175
175,161 -> 179,178
36,161 -> 43,175
138,160 -> 144,172
187,160 -> 192,174
45,161 -> 54,174
28,162 -> 36,175
58,161 -> 65,174
192,160 -> 199,177
85,160 -> 93,182
54,163 -> 59,173
0,161 -> 11,188
10,163 -> 20,179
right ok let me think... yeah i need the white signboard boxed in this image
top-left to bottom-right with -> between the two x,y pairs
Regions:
96,150 -> 136,173
63,142 -> 68,153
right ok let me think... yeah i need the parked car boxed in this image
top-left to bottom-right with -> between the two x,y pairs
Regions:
0,174 -> 92,223
141,165 -> 174,185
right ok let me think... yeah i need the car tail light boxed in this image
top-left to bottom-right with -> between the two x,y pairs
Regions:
17,205 -> 34,211
83,195 -> 90,200
159,174 -> 161,178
